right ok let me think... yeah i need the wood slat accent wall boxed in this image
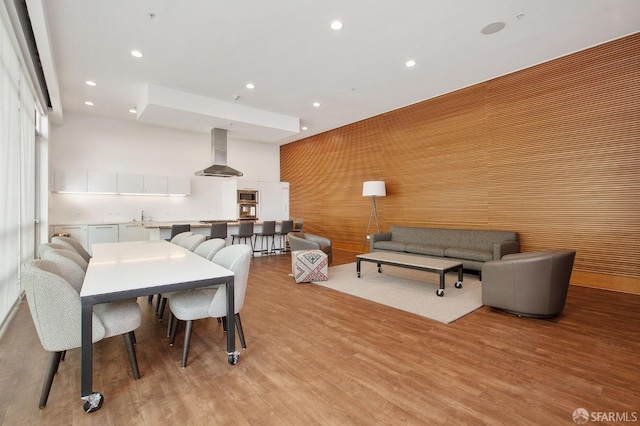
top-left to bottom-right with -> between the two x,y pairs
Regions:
281,33 -> 640,294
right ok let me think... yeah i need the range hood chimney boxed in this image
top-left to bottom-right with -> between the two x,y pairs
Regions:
194,128 -> 243,177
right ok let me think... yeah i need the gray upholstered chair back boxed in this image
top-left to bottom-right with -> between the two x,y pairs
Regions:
279,220 -> 294,234
39,242 -> 73,258
51,236 -> 91,263
179,234 -> 206,251
170,231 -> 193,245
481,249 -> 576,318
21,260 -> 106,352
41,249 -> 86,292
194,238 -> 226,261
42,245 -> 88,271
209,245 -> 252,316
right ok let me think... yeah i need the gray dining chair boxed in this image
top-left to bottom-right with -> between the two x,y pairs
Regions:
21,259 -> 141,408
41,249 -> 87,292
168,244 -> 251,368
194,238 -> 227,261
170,231 -> 193,245
39,242 -> 74,258
179,234 -> 206,251
41,244 -> 88,271
51,236 -> 91,263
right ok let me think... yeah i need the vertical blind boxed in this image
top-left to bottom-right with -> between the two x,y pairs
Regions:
0,12 -> 37,327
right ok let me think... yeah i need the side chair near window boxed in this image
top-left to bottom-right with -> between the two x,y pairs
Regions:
481,249 -> 576,318
21,260 -> 142,409
51,235 -> 91,263
167,244 -> 252,368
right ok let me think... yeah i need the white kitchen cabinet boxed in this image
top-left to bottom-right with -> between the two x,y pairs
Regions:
87,224 -> 119,254
117,173 -> 144,194
168,176 -> 191,196
53,225 -> 88,250
54,169 -> 87,193
87,170 -> 117,193
143,175 -> 168,195
118,223 -> 146,242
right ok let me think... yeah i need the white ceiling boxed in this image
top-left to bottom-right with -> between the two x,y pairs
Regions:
29,0 -> 640,145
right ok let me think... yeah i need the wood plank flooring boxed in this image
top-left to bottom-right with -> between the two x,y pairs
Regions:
1,249 -> 639,425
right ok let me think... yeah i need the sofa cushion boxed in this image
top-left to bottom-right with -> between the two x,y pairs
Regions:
374,241 -> 407,252
445,247 -> 493,262
405,244 -> 446,257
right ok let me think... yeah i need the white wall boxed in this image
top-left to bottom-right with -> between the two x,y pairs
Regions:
50,112 -> 280,224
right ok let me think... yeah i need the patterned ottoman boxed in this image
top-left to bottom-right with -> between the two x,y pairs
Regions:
291,250 -> 329,283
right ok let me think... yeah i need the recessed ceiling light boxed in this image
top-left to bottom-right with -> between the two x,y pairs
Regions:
129,108 -> 137,114
84,101 -> 94,106
330,21 -> 343,30
405,60 -> 416,68
313,102 -> 321,107
130,50 -> 143,58
85,80 -> 96,86
302,126 -> 308,130
246,83 -> 255,89
481,21 -> 506,35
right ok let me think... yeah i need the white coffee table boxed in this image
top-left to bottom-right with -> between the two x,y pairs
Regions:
356,251 -> 463,297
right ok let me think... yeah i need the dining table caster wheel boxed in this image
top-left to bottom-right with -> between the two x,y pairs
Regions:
82,392 -> 103,413
455,281 -> 463,289
228,352 -> 239,365
436,289 -> 444,297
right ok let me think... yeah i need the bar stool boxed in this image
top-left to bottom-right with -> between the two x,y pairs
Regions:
276,220 -> 294,253
255,221 -> 276,255
292,218 -> 304,233
231,221 -> 255,255
165,224 -> 191,241
208,222 -> 227,241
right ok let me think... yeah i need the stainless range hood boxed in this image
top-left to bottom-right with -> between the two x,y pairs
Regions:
194,128 -> 243,177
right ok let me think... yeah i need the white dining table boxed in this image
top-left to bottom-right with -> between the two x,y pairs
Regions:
79,240 -> 237,413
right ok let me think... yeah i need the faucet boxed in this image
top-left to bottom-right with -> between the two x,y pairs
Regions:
141,210 -> 145,222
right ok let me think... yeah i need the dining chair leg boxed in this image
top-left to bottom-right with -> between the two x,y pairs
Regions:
123,332 -> 140,380
181,320 -> 194,369
235,313 -> 246,350
60,350 -> 66,362
169,317 -> 180,346
158,296 -> 168,321
166,311 -> 173,337
39,351 -> 63,408
154,294 -> 162,315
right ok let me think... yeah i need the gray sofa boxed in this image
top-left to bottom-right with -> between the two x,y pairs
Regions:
370,226 -> 519,273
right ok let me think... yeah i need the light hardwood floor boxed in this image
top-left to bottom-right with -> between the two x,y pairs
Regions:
1,249 -> 639,425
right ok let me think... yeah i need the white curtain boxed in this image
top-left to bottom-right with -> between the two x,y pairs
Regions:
0,11 -> 37,327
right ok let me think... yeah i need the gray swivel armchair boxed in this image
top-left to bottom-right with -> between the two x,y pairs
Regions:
481,250 -> 576,318
288,232 -> 332,264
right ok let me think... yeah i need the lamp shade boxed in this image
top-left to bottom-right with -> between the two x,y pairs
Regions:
362,181 -> 386,197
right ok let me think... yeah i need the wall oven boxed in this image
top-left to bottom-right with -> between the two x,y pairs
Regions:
237,190 -> 258,204
238,204 -> 257,220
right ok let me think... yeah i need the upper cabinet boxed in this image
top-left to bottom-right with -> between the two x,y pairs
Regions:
54,169 -> 190,196
55,169 -> 117,194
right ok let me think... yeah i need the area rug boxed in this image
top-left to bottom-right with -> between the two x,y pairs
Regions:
312,262 -> 483,324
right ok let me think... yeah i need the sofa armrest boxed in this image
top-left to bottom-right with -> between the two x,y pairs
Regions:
370,232 -> 391,252
493,240 -> 520,260
305,233 -> 331,248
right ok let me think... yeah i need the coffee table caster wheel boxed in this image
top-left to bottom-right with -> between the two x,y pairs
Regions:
436,289 -> 444,297
357,272 -> 361,278
455,281 -> 462,289
377,265 -> 382,273
82,392 -> 103,413
228,352 -> 239,365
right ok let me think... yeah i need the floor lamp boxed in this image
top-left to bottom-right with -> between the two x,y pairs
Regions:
362,181 -> 386,252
